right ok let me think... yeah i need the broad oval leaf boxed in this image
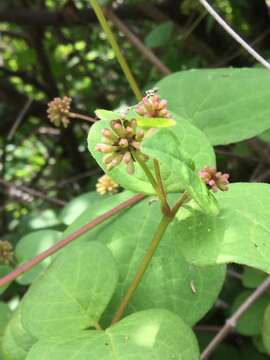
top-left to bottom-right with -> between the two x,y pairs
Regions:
174,183 -> 270,273
15,230 -> 63,285
60,191 -> 102,225
88,112 -> 215,195
21,242 -> 118,339
156,68 -> 270,145
26,309 -> 199,360
63,195 -> 225,326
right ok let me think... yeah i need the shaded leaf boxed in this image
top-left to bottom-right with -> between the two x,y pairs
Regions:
15,230 -> 62,285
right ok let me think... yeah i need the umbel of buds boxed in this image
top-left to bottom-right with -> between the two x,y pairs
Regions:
0,240 -> 14,265
96,174 -> 119,195
199,166 -> 230,192
136,89 -> 171,118
47,96 -> 72,128
96,119 -> 147,175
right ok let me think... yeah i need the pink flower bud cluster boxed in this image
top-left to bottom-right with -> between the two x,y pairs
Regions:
136,90 -> 171,118
47,96 -> 72,128
96,119 -> 147,175
96,175 -> 119,195
199,166 -> 230,192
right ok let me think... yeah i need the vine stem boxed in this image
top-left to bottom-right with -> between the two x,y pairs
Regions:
69,112 -> 96,123
198,0 -> 270,70
90,0 -> 142,101
111,215 -> 171,324
201,275 -> 270,359
0,193 -> 144,288
111,191 -> 188,324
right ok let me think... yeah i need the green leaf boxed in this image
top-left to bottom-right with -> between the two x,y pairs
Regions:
141,124 -> 219,215
2,307 -> 35,360
0,302 -> 11,346
15,230 -> 62,285
63,195 -> 225,326
18,209 -> 61,232
174,183 -> 270,273
145,21 -> 174,48
95,109 -> 120,121
21,242 -> 118,339
60,191 -> 102,225
26,309 -> 199,360
136,117 -> 176,129
262,303 -> 270,354
156,68 -> 270,145
242,267 -> 268,289
0,266 -> 12,295
231,291 -> 270,336
259,129 -> 270,144
88,112 -> 216,195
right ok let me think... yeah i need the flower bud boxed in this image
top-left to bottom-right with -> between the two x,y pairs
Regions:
199,166 -> 230,192
0,240 -> 13,265
47,96 -> 72,127
96,175 -> 119,195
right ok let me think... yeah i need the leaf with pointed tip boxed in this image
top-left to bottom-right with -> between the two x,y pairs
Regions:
156,68 -> 270,145
63,195 -> 225,326
88,112 -> 216,195
21,242 -> 118,339
26,310 -> 199,360
174,183 -> 270,273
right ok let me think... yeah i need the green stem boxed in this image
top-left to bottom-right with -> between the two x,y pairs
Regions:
69,112 -> 96,123
132,152 -> 159,194
153,159 -> 170,215
111,215 -> 172,325
90,0 -> 142,101
111,191 -> 189,324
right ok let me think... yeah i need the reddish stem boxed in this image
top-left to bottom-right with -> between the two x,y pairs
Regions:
0,193 -> 144,287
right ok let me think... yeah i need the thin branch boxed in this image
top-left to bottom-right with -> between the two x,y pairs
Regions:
0,178 -> 66,207
105,7 -> 171,76
201,275 -> 270,359
198,0 -> 270,70
90,0 -> 142,101
7,99 -> 33,141
0,193 -> 144,288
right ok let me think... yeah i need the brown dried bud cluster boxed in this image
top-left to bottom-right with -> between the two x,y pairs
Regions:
0,240 -> 14,265
199,166 -> 230,192
47,96 -> 72,128
136,89 -> 170,118
96,119 -> 147,175
96,175 -> 119,195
